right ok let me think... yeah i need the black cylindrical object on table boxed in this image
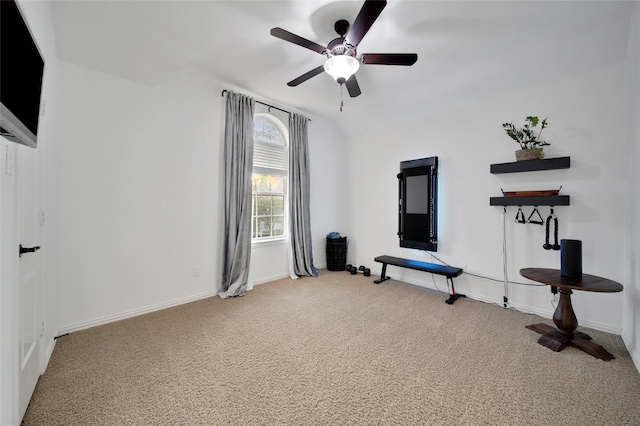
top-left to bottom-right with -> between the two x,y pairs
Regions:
561,239 -> 582,278
326,237 -> 347,271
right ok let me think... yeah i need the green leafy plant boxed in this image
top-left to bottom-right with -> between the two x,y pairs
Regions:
502,116 -> 549,157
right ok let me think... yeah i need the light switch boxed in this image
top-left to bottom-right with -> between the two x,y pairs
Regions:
5,143 -> 14,176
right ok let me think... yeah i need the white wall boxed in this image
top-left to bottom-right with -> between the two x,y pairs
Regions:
0,2 -> 60,424
56,62 -> 341,332
345,63 -> 628,333
622,2 -> 640,372
56,62 -> 218,331
308,116 -> 343,268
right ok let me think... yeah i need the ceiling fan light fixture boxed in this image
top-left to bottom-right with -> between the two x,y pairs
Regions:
324,55 -> 360,84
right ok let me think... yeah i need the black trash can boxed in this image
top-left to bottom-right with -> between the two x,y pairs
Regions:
326,237 -> 347,271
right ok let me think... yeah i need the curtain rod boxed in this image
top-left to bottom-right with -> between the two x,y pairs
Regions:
221,90 -> 310,121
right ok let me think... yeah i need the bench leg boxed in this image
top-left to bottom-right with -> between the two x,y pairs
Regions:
445,277 -> 466,305
374,263 -> 390,284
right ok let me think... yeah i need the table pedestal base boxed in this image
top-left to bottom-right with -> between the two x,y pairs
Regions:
525,323 -> 615,361
519,268 -> 623,362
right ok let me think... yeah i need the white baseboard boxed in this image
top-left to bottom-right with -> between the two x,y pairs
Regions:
58,270 -> 307,335
44,337 -> 56,368
253,272 -> 292,285
59,272 -> 311,335
622,329 -> 640,374
371,268 -> 623,335
58,290 -> 218,335
39,337 -> 57,376
462,288 -> 622,334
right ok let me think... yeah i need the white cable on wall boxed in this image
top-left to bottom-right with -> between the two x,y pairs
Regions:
502,207 -> 509,307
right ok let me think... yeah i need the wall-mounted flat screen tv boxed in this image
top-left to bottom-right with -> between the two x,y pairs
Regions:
1,0 -> 45,148
398,156 -> 438,251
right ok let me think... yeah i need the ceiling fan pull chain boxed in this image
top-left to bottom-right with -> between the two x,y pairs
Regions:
340,84 -> 344,112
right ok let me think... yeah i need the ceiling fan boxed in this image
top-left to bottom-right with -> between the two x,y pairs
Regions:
270,0 -> 417,98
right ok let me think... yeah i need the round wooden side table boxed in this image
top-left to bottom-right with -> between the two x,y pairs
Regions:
520,268 -> 623,361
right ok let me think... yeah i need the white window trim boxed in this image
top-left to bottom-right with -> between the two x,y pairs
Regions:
252,113 -> 289,244
252,236 -> 288,248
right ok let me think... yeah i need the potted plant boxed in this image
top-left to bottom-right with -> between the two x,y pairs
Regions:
502,116 -> 549,161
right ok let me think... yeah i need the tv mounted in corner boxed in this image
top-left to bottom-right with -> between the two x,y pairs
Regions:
397,156 -> 438,252
1,0 -> 45,148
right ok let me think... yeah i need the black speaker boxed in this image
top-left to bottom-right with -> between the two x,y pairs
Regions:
561,239 -> 582,278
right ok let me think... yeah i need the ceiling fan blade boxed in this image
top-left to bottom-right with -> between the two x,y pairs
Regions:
361,53 -> 418,66
287,65 -> 326,87
345,75 -> 362,98
271,27 -> 326,54
345,0 -> 387,47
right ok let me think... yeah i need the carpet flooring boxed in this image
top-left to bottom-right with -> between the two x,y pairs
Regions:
22,270 -> 640,425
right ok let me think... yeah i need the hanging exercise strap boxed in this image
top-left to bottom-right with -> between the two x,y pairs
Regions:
515,207 -> 526,224
543,207 -> 560,250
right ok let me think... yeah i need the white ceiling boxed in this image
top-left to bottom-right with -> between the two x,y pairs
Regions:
50,1 -> 633,125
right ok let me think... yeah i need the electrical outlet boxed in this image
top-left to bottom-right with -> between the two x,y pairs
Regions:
193,265 -> 201,277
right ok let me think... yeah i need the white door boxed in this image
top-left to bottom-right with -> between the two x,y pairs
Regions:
0,139 -> 44,421
17,141 -> 42,420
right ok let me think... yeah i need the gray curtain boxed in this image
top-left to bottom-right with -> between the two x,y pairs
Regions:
289,112 -> 318,278
220,91 -> 255,298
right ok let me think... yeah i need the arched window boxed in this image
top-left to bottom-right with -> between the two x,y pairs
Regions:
252,113 -> 288,240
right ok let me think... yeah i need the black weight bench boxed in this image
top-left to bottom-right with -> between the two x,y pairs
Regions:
374,255 -> 465,305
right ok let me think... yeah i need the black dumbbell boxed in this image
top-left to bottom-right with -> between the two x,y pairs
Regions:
345,264 -> 352,273
358,266 -> 371,277
349,265 -> 370,277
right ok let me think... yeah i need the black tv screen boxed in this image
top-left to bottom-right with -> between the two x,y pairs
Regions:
398,157 -> 438,251
0,0 -> 45,148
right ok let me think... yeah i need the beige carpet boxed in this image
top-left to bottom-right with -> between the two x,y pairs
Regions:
23,270 -> 640,425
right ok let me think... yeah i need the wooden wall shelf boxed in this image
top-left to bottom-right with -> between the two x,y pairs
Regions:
490,195 -> 570,206
490,156 -> 570,174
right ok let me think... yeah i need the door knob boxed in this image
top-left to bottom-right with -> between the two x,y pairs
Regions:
19,244 -> 41,257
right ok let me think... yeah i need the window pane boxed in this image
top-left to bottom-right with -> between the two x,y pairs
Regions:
253,174 -> 269,192
270,176 -> 284,193
256,196 -> 271,216
272,196 -> 284,215
252,174 -> 287,195
257,217 -> 272,237
272,217 -> 284,236
254,118 -> 284,146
